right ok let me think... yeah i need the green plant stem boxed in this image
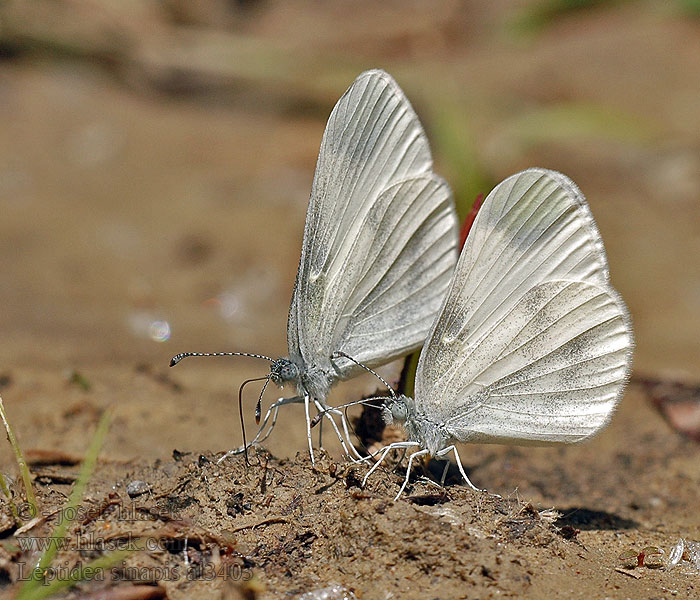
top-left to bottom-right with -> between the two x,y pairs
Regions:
17,408 -> 112,599
0,394 -> 37,518
0,470 -> 18,519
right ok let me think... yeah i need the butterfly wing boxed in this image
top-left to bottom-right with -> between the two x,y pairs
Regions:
288,70 -> 458,378
415,168 -> 633,444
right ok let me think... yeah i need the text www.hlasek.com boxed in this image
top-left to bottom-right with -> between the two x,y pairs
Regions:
19,533 -> 154,553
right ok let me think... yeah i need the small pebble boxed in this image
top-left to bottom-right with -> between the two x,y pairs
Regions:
126,480 -> 150,498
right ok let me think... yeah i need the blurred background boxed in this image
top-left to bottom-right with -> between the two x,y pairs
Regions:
0,0 -> 698,462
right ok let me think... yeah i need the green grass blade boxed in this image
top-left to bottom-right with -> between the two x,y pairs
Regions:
17,408 -> 112,599
0,394 -> 37,519
506,102 -> 654,146
510,0 -> 621,36
678,0 -> 700,16
0,469 -> 19,520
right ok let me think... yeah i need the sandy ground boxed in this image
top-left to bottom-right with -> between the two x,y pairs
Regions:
0,1 -> 699,598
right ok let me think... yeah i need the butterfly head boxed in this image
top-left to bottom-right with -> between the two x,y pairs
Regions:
383,394 -> 411,425
269,358 -> 300,386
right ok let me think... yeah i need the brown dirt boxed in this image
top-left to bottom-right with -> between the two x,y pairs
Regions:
0,1 -> 699,599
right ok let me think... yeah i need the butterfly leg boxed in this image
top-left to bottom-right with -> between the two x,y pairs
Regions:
394,449 -> 429,501
247,394 -> 306,447
250,403 -> 281,446
317,408 -> 324,449
338,410 -> 365,461
435,445 -> 483,492
439,458 -> 451,487
361,446 -> 394,487
304,393 -> 316,465
245,398 -> 285,447
311,399 -> 362,463
217,395 -> 303,463
324,402 -> 366,461
362,441 -> 420,488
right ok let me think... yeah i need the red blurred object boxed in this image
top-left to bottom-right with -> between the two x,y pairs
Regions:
459,193 -> 484,250
638,376 -> 700,443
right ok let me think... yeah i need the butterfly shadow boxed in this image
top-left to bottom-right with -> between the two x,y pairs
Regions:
417,456 -> 480,490
553,507 -> 638,531
415,460 -> 640,532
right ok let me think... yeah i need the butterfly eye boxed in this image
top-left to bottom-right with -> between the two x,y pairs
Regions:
280,362 -> 298,381
390,401 -> 408,423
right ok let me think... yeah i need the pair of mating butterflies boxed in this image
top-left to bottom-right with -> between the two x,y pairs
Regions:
171,70 -> 633,498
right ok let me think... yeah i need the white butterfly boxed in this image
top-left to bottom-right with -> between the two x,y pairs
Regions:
360,168 -> 634,499
171,69 -> 459,463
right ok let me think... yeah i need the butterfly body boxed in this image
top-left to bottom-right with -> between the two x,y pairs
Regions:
269,357 -> 333,404
384,395 -> 450,456
366,168 -> 633,499
219,69 -> 459,463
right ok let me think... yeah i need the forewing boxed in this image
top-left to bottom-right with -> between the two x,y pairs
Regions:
415,169 -> 633,443
288,70 -> 456,376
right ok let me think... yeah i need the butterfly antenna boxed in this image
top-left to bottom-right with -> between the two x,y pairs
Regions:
238,376 -> 269,465
330,351 -> 397,400
310,396 -> 394,428
343,400 -> 380,456
255,376 -> 272,425
170,351 -> 274,367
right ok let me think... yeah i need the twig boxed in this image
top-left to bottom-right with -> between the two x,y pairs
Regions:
615,567 -> 642,579
231,516 -> 288,533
